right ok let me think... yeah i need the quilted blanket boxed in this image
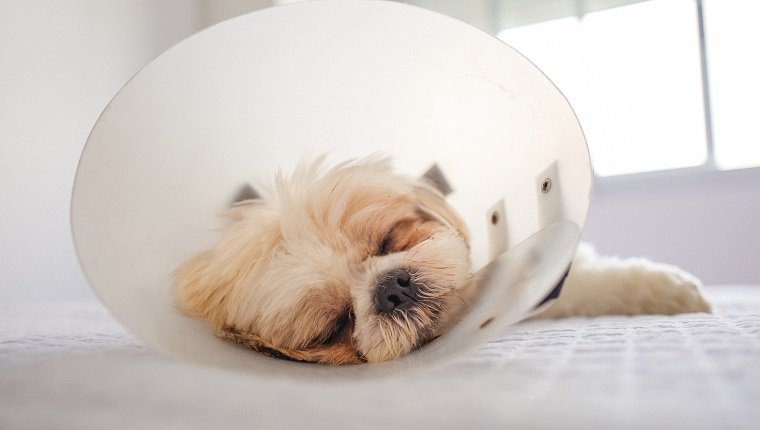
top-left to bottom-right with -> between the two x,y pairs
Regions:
1,285 -> 758,429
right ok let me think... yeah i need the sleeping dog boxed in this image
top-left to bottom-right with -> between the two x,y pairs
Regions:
174,157 -> 710,364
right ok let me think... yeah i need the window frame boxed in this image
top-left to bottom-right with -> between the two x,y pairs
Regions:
498,0 -> 757,181
592,0 -> 760,183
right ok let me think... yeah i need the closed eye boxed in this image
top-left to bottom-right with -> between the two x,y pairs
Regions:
324,309 -> 353,345
378,234 -> 394,256
375,219 -> 411,256
374,214 -> 440,257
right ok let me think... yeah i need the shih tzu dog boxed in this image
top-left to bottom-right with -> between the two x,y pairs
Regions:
174,157 -> 710,365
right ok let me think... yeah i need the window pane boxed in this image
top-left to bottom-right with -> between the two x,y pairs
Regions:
499,0 -> 707,176
703,0 -> 760,170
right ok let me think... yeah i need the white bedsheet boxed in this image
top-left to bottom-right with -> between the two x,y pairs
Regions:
1,286 -> 759,429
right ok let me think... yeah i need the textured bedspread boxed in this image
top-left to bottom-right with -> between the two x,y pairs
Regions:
1,285 -> 759,429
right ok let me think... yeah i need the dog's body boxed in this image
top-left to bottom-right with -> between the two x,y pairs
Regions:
175,157 -> 710,364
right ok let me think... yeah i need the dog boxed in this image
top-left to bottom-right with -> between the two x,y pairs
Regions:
174,157 -> 711,364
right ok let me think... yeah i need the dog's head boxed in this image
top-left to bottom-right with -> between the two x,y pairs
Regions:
175,157 -> 475,364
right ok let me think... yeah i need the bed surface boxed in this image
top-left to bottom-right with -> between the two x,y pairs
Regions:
2,285 -> 759,429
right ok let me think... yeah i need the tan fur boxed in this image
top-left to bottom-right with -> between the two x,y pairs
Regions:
174,157 -> 473,364
175,156 -> 710,365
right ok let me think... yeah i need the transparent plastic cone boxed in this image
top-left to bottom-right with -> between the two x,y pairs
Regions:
71,0 -> 591,378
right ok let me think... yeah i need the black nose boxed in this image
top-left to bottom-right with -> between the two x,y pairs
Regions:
375,268 -> 418,314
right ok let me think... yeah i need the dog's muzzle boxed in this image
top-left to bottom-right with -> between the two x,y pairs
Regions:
374,268 -> 419,313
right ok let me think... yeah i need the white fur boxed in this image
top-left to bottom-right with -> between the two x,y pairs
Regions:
537,243 -> 711,319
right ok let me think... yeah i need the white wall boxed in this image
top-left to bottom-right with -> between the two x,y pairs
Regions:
201,0 -> 273,27
0,1 -> 203,301
583,168 -> 760,284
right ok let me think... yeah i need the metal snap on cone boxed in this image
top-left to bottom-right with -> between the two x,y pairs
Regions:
71,0 -> 591,378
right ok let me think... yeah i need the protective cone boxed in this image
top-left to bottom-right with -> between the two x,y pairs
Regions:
72,0 -> 591,377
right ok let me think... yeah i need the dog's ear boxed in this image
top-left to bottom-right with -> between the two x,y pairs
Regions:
414,182 -> 470,243
174,204 -> 275,330
420,164 -> 453,196
217,327 -> 364,365
174,250 -> 233,329
230,183 -> 261,207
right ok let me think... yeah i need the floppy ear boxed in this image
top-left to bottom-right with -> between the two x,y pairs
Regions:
174,250 -> 233,330
174,203 -> 275,330
217,327 -> 364,365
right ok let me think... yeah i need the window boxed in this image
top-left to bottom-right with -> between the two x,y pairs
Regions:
703,0 -> 760,170
499,0 -> 708,177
